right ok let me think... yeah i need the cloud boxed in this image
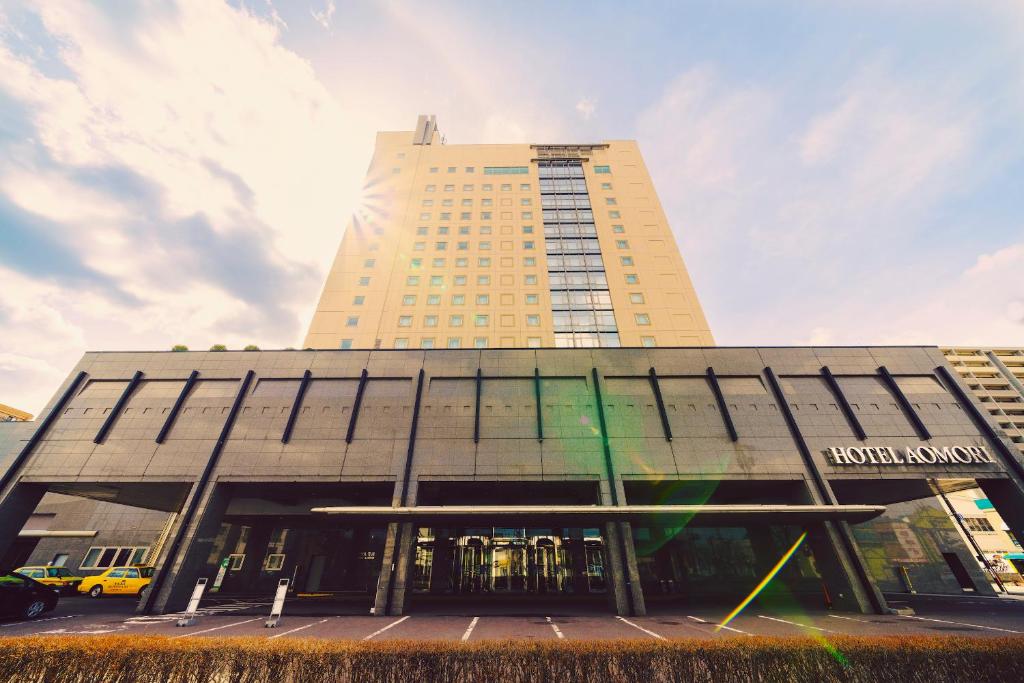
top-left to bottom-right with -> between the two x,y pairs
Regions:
798,68 -> 972,206
0,268 -> 88,413
310,0 -> 335,30
575,97 -> 597,121
0,0 -> 369,413
636,62 -> 1021,346
887,243 -> 1024,344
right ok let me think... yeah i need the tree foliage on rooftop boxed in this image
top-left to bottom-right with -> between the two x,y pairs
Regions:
243,344 -> 260,351
209,344 -> 227,352
171,345 -> 188,352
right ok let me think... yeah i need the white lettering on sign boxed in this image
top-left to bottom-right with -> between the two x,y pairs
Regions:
826,446 -> 996,466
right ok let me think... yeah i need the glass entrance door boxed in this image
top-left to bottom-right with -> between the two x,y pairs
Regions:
490,540 -> 527,592
413,526 -> 607,596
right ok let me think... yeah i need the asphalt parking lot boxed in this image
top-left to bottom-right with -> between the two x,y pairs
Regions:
2,594 -> 1023,641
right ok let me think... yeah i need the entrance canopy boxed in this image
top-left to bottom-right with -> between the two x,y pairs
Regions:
310,504 -> 886,525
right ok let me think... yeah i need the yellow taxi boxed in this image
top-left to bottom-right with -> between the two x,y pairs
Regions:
14,566 -> 84,594
78,565 -> 155,598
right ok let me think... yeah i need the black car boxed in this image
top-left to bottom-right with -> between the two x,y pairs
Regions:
0,572 -> 60,619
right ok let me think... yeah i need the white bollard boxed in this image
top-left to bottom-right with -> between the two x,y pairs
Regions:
176,578 -> 208,627
265,578 -> 289,628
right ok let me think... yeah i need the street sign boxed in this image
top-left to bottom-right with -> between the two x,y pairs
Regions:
176,578 -> 208,627
265,578 -> 289,628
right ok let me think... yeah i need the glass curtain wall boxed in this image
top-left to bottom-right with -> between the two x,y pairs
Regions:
539,160 -> 620,348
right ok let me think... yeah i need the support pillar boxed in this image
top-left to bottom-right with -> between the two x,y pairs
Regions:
373,521 -> 416,616
804,520 -> 881,613
388,522 -> 416,615
0,483 -> 47,569
146,483 -> 231,614
602,521 -> 646,616
603,521 -> 630,615
618,521 -> 647,616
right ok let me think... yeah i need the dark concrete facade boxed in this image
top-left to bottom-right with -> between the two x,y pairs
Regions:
2,346 -> 1023,616
0,421 -> 171,573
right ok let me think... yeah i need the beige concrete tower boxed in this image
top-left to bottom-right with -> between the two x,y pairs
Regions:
942,347 -> 1024,459
304,116 -> 714,350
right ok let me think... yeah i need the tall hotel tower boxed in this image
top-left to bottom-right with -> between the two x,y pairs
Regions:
305,116 -> 713,350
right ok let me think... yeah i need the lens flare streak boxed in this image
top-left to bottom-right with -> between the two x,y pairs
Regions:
714,531 -> 807,632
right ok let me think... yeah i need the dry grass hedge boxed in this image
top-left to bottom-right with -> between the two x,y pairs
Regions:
0,635 -> 1022,683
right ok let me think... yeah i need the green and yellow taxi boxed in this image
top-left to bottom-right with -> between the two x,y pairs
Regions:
77,565 -> 155,598
14,566 -> 84,594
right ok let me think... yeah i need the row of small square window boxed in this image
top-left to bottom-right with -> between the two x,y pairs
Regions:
416,226 -> 534,236
399,293 -> 541,306
338,335 -> 659,352
401,223 -> 627,238
410,257 -> 539,268
422,198 -> 532,207
396,314 -> 543,328
348,290 -> 643,307
398,163 -> 609,176
404,274 -> 540,286
422,197 -> 618,209
394,167 -> 525,176
412,240 -> 537,251
418,212 -> 535,221
339,312 -> 654,329
410,238 -> 633,252
352,272 -> 644,286
339,337 -> 539,350
373,255 -> 636,271
425,183 -> 532,192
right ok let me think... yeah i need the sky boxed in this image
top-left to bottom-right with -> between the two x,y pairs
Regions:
1,0 -> 1023,415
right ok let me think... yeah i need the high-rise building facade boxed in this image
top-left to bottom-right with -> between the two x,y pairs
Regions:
305,116 -> 713,351
942,347 -> 1024,458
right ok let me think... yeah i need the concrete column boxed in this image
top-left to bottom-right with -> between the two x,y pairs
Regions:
603,521 -> 630,615
387,522 -> 416,615
0,483 -> 47,568
601,521 -> 645,616
147,483 -> 231,614
618,522 -> 647,616
805,521 -> 880,613
374,470 -> 420,616
372,522 -> 400,615
797,478 -> 890,614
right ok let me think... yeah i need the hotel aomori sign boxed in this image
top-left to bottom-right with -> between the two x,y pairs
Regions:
826,445 -> 997,466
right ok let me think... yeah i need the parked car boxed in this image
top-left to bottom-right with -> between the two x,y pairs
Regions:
78,565 -> 155,598
15,566 -> 85,594
0,572 -> 60,619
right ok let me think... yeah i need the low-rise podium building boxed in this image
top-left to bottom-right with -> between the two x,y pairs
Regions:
2,346 -> 1023,616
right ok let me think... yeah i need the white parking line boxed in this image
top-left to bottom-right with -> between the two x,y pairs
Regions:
0,614 -> 80,629
615,616 -> 666,640
461,616 -> 479,642
687,615 -> 749,635
899,614 -> 1021,634
759,615 -> 833,633
545,616 -> 564,639
171,617 -> 261,639
362,616 -> 410,641
828,614 -> 868,623
268,618 -> 329,639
